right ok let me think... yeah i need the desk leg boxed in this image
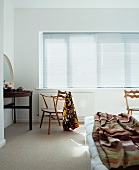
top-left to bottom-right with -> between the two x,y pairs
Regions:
29,95 -> 32,130
13,97 -> 16,123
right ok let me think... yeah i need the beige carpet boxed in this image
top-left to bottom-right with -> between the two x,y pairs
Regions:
0,122 -> 91,170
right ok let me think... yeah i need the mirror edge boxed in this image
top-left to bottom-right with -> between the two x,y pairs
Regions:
3,54 -> 14,87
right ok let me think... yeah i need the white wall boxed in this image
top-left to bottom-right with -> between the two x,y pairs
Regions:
14,8 -> 139,122
9,0 -> 139,8
4,0 -> 14,67
0,0 -> 6,148
3,0 -> 14,128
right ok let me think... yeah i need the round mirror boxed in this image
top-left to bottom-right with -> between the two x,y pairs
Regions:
3,54 -> 14,87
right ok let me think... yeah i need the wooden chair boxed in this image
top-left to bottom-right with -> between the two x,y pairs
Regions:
40,90 -> 67,135
124,90 -> 139,115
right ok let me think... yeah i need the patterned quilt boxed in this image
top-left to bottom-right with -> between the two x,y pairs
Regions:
92,112 -> 139,170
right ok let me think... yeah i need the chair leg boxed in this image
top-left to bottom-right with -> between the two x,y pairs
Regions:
48,114 -> 51,135
40,112 -> 44,128
128,110 -> 132,116
129,110 -> 132,116
57,114 -> 61,126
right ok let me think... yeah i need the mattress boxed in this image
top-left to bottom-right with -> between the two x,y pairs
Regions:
84,116 -> 108,170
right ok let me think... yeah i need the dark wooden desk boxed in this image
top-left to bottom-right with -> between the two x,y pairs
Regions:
4,90 -> 33,130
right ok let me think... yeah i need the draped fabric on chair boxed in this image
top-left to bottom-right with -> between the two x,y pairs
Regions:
62,91 -> 79,131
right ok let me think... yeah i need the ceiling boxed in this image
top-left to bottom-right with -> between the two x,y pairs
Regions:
9,0 -> 139,9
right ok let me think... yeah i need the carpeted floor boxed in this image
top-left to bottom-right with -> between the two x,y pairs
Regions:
0,122 -> 91,170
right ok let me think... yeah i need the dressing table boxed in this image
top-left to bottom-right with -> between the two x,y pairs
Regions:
4,90 -> 33,130
3,54 -> 33,130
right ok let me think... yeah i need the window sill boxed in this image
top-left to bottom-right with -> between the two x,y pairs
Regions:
36,87 -> 137,93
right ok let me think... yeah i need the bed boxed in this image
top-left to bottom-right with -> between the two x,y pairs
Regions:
84,114 -> 139,170
85,116 -> 108,170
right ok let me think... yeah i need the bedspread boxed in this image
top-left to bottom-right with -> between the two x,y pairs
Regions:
92,112 -> 139,170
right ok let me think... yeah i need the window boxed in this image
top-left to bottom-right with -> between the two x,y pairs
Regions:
40,32 -> 139,88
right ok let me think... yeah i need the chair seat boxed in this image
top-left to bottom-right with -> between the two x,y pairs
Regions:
41,108 -> 55,113
57,109 -> 63,113
41,108 -> 63,113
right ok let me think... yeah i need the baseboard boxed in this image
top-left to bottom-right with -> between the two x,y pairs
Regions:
0,139 -> 6,148
16,118 -> 38,123
16,116 -> 85,123
4,120 -> 13,128
77,116 -> 86,122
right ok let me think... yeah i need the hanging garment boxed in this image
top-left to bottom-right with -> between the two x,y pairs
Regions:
62,91 -> 79,131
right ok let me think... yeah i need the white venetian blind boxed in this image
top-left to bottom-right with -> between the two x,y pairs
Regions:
42,32 -> 139,88
43,34 -> 67,88
69,33 -> 97,88
97,33 -> 125,87
124,33 -> 139,87
43,33 -> 97,88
